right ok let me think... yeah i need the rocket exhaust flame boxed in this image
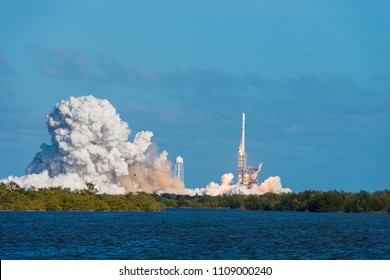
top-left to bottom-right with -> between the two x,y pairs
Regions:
1,96 -> 291,195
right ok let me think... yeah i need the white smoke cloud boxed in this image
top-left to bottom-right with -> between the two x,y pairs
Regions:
1,95 -> 291,196
3,95 -> 185,194
190,173 -> 292,196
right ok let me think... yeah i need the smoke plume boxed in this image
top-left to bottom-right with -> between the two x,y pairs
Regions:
190,173 -> 291,195
4,96 -> 185,194
2,95 -> 291,196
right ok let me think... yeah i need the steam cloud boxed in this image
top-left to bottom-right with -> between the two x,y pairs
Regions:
190,173 -> 291,196
2,95 -> 291,195
4,96 -> 185,194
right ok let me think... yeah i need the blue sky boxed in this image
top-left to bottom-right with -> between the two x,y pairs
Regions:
0,0 -> 389,192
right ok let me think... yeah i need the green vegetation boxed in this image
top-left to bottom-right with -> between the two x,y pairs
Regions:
154,190 -> 390,213
1,182 -> 389,213
0,182 -> 164,211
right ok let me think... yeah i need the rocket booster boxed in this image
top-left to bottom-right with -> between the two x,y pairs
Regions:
240,113 -> 245,155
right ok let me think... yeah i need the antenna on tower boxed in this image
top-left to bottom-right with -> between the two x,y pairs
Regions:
174,156 -> 184,184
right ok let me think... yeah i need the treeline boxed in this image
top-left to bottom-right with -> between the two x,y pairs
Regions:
0,182 -> 163,211
155,190 -> 390,213
1,182 -> 389,212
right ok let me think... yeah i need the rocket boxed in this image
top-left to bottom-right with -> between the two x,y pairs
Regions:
237,112 -> 263,186
239,113 -> 245,156
237,113 -> 247,185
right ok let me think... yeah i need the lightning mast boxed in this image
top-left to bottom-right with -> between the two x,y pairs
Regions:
174,156 -> 184,184
237,113 -> 247,185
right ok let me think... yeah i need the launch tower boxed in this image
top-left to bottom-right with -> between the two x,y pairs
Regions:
237,113 -> 262,186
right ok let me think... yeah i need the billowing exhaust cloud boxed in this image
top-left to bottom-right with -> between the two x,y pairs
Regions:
4,96 -> 186,194
190,173 -> 291,195
2,95 -> 291,196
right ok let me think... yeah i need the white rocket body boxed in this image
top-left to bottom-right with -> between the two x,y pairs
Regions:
242,113 -> 245,153
239,113 -> 245,156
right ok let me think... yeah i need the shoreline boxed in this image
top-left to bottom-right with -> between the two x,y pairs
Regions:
0,208 -> 388,214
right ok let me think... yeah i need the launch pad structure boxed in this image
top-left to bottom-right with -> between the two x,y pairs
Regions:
237,113 -> 262,186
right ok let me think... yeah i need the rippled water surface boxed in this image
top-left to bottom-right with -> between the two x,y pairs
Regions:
1,209 -> 389,259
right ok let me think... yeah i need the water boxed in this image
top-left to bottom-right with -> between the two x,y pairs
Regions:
0,209 -> 389,259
